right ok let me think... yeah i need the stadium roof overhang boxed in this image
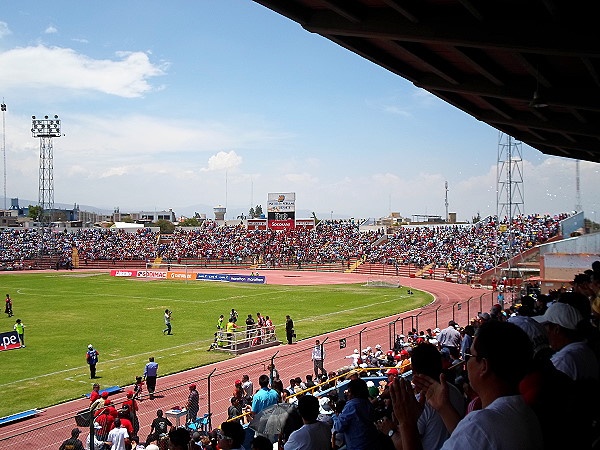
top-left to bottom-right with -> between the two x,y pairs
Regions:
250,0 -> 600,163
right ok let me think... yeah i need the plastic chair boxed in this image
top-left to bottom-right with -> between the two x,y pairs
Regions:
187,412 -> 211,432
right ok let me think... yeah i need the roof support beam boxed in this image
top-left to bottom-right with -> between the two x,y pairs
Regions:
321,0 -> 364,24
415,74 -> 600,112
392,41 -> 460,85
452,47 -> 505,86
381,0 -> 419,23
303,10 -> 600,57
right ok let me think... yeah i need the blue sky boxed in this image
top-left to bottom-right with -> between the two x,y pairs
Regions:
1,1 -> 598,221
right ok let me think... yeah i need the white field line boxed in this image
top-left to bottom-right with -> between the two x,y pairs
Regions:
0,294 -> 409,388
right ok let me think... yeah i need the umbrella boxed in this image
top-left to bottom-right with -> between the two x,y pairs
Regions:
248,403 -> 298,436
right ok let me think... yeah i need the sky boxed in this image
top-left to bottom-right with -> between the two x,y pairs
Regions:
1,1 -> 599,222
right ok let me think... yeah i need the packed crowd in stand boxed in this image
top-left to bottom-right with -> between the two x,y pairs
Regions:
366,214 -> 567,273
64,259 -> 600,449
1,214 -> 567,275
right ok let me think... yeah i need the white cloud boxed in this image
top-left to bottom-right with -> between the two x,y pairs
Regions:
202,151 -> 243,172
0,45 -> 167,98
0,22 -> 11,38
284,173 -> 318,183
382,105 -> 411,117
45,25 -> 58,34
72,38 -> 89,44
98,166 -> 129,178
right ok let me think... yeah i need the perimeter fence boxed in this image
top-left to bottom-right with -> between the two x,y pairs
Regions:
0,289 -> 501,450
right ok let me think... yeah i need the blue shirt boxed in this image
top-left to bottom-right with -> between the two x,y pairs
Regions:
460,334 -> 473,359
251,387 -> 278,413
144,361 -> 159,377
333,397 -> 377,450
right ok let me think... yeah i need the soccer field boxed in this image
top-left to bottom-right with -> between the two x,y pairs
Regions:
0,272 -> 432,417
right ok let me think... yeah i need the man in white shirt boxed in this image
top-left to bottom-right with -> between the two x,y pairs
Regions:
311,339 -> 327,380
534,301 -> 599,381
285,395 -> 331,450
437,321 -> 461,350
105,418 -> 129,450
391,321 -> 542,450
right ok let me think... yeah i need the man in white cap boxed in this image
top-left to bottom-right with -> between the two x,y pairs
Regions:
86,344 -> 99,379
534,301 -> 599,381
345,349 -> 361,368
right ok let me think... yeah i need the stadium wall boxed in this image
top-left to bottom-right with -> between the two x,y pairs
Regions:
538,232 -> 600,255
541,253 -> 600,281
560,211 -> 584,236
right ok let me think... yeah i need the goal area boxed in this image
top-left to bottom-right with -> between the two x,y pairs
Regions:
363,276 -> 402,288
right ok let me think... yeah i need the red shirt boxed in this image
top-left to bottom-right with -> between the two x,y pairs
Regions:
123,399 -> 138,413
90,390 -> 101,403
119,417 -> 134,435
96,413 -> 114,435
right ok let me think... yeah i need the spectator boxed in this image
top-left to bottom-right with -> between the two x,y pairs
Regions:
106,418 -> 130,450
412,343 -> 465,450
312,339 -> 327,380
285,395 -> 332,450
186,384 -> 200,424
437,321 -> 461,351
145,410 -> 172,446
218,421 -> 245,450
86,422 -> 105,450
251,436 -> 273,450
392,321 -> 542,449
534,301 -> 599,381
228,397 -> 243,422
252,374 -> 278,414
333,378 -> 380,449
459,326 -> 474,361
241,374 -> 254,403
59,428 -> 85,450
168,428 -> 191,450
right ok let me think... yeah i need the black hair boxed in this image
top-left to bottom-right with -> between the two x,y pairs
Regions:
220,421 -> 245,446
297,395 -> 319,421
347,378 -> 369,399
411,343 -> 442,379
168,427 -> 191,448
474,321 -> 532,388
258,374 -> 269,388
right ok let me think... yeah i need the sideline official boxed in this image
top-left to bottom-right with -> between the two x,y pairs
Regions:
144,357 -> 159,399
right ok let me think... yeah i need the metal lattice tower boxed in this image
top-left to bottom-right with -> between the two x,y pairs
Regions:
575,159 -> 582,212
497,132 -> 525,221
32,115 -> 61,222
496,132 -> 525,279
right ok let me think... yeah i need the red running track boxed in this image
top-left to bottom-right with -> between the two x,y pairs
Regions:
0,269 -> 493,449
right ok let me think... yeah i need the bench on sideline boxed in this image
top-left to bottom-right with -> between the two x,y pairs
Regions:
83,386 -> 122,398
0,409 -> 40,427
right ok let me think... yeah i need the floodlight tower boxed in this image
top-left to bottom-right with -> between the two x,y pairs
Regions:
32,115 -> 61,223
1,102 -> 6,211
444,181 -> 449,222
496,132 -> 525,287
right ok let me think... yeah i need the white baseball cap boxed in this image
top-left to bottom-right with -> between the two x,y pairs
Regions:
533,302 -> 584,330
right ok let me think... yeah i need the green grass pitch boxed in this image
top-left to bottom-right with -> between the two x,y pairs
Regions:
0,272 -> 432,417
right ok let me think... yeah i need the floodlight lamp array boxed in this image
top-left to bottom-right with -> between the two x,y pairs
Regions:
31,115 -> 61,137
